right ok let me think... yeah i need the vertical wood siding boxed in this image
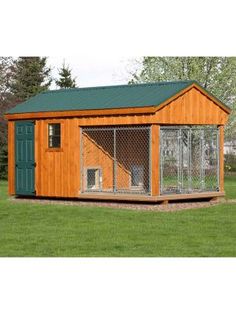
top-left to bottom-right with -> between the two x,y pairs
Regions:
155,87 -> 228,125
35,118 -> 80,197
82,132 -> 114,191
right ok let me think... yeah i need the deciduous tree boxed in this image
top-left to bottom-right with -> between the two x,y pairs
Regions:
129,57 -> 236,139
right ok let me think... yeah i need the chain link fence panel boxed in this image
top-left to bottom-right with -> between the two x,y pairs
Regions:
81,126 -> 151,195
160,126 -> 219,194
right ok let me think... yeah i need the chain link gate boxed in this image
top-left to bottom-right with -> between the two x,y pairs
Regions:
81,126 -> 151,195
160,126 -> 219,194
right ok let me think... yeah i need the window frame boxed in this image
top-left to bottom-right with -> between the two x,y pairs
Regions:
47,123 -> 62,151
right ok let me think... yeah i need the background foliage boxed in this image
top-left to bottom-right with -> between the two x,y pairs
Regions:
129,57 -> 236,139
0,57 -> 52,179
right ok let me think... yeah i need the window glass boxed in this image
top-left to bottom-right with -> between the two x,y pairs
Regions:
48,124 -> 61,148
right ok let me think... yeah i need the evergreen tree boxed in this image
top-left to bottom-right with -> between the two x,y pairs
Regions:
55,62 -> 77,88
10,57 -> 52,101
1,57 -> 51,178
0,57 -> 13,98
0,57 -> 16,179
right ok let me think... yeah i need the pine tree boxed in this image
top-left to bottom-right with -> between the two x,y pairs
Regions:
10,57 -> 52,101
55,63 -> 77,89
0,57 -> 16,179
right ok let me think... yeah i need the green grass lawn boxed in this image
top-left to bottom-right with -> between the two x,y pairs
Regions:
0,176 -> 236,257
224,175 -> 236,199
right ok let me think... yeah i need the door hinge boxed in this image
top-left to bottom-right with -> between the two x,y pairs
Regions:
33,162 -> 36,167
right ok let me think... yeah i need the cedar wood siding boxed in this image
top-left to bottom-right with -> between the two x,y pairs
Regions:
35,118 -> 80,197
7,86 -> 229,197
154,87 -> 228,125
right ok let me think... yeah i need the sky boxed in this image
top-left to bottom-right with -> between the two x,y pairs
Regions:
48,57 -> 140,89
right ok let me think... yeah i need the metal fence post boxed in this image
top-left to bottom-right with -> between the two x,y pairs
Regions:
188,128 -> 192,192
177,128 -> 182,193
149,127 -> 152,195
113,128 -> 117,193
159,129 -> 163,195
80,127 -> 83,193
200,129 -> 205,191
216,127 -> 220,191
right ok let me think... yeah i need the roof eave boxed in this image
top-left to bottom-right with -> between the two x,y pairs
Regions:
4,105 -> 157,121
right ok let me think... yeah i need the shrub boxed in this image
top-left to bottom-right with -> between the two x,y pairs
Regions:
224,153 -> 236,172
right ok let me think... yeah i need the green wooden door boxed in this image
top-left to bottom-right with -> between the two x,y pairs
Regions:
15,121 -> 35,195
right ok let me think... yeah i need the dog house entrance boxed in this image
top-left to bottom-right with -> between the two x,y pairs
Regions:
160,126 -> 219,194
86,168 -> 102,191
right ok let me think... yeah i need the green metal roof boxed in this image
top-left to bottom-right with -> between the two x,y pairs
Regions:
6,80 -> 199,114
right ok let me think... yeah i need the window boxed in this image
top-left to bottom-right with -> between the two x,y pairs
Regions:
48,124 -> 61,148
131,165 -> 144,188
86,168 -> 101,190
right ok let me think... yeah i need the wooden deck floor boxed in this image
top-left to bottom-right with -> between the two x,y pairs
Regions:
77,191 -> 225,203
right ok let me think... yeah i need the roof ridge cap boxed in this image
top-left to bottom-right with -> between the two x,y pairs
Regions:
42,80 -> 195,94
